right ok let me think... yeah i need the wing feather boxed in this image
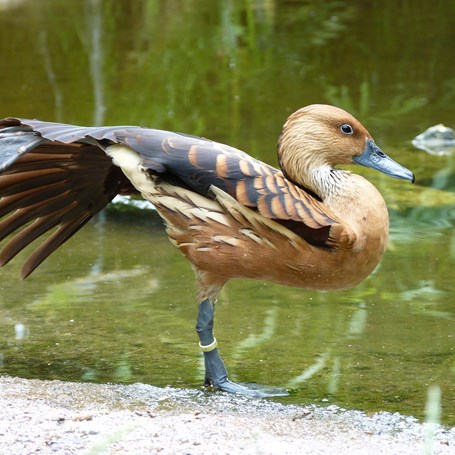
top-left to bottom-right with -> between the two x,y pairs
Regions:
122,132 -> 349,248
0,116 -> 353,279
0,120 -> 136,276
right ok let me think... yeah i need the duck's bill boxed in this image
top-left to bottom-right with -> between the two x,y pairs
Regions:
353,139 -> 415,183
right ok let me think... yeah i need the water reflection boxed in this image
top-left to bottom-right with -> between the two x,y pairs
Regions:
14,323 -> 27,341
0,0 -> 454,426
0,201 -> 453,423
287,351 -> 330,389
232,306 -> 278,356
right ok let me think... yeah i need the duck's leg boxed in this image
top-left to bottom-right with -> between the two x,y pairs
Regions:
196,298 -> 258,394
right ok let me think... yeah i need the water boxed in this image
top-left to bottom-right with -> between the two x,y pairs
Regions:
0,0 -> 454,425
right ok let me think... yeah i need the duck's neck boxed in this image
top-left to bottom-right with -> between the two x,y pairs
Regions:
298,165 -> 350,202
316,167 -> 389,253
303,166 -> 388,228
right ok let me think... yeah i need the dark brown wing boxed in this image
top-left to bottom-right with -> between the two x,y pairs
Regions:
0,117 -> 344,277
10,118 -> 341,237
0,118 -> 135,277
115,130 -> 341,246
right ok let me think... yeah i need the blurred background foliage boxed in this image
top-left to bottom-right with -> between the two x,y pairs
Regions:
0,0 -> 454,425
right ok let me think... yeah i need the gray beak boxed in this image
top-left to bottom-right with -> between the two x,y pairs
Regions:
353,139 -> 415,183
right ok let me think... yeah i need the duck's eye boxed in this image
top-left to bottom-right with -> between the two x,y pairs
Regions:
340,123 -> 354,135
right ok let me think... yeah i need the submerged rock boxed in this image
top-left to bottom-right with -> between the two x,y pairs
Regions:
412,124 -> 455,155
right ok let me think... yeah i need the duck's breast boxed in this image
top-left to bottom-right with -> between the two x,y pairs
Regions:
315,174 -> 389,289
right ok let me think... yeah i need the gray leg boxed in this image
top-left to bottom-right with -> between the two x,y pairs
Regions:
195,298 -> 261,394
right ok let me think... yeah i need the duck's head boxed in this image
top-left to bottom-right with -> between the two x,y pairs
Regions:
277,104 -> 414,194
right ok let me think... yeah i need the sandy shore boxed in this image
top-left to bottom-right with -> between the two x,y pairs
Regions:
0,375 -> 453,454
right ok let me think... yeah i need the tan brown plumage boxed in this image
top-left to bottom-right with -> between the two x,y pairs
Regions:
0,104 -> 414,393
0,105 -> 408,289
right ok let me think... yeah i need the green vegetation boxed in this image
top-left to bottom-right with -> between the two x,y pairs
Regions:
0,0 -> 454,426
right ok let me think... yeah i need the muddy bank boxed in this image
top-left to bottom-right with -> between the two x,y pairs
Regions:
0,376 -> 453,454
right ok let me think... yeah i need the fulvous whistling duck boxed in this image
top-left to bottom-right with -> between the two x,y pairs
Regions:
0,105 -> 414,394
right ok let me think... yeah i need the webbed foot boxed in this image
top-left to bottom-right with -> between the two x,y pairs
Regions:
196,298 -> 288,397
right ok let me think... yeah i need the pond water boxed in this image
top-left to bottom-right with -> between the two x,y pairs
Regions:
0,0 -> 454,425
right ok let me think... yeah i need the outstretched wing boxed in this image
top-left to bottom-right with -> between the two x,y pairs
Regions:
0,117 -> 349,277
0,118 -> 136,277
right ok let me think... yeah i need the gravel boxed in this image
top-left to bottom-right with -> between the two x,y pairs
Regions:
0,376 -> 453,454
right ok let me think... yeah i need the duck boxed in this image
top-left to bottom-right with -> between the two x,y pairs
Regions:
0,104 -> 414,394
